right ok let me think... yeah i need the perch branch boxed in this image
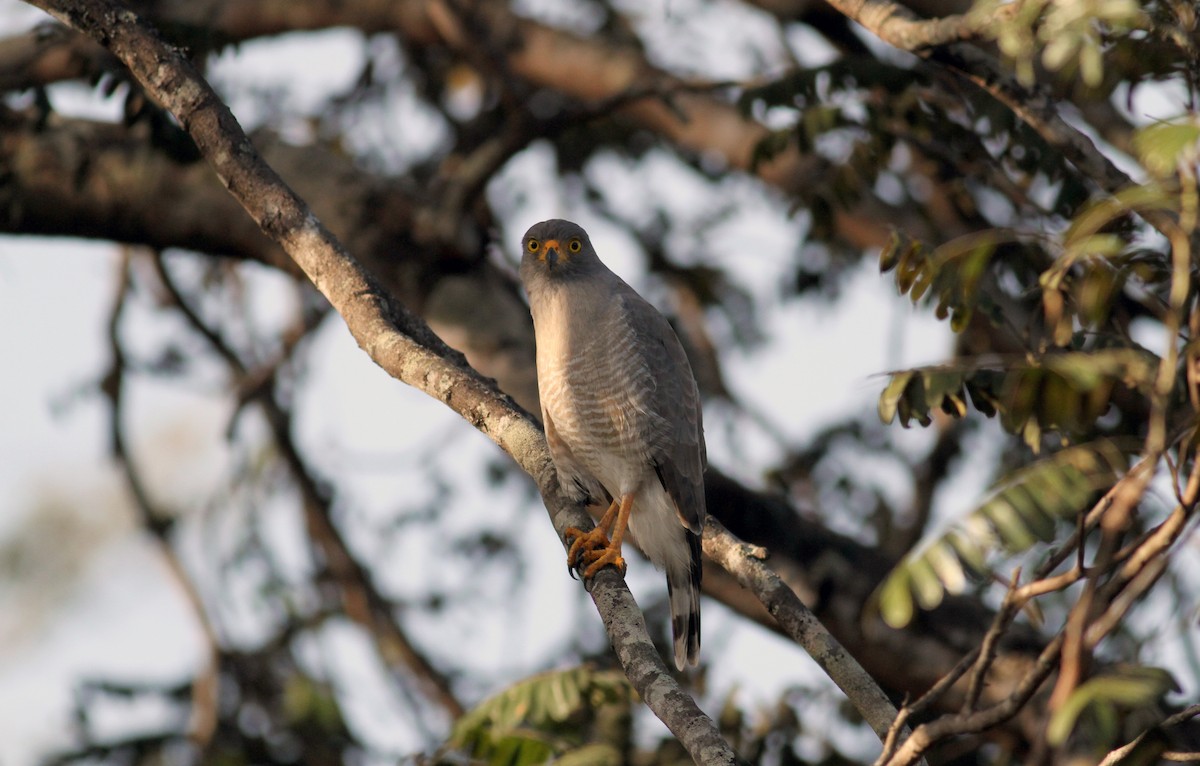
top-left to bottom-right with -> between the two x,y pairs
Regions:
21,0 -> 738,761
703,517 -> 907,750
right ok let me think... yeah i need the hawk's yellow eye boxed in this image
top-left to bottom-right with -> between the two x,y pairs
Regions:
568,238 -> 582,253
527,240 -> 540,253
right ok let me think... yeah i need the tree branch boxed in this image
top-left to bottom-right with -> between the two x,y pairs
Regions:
703,517 -> 910,752
1,0 -> 930,249
147,251 -> 466,721
100,249 -> 220,747
883,635 -> 1064,766
21,0 -> 738,761
804,0 -> 999,50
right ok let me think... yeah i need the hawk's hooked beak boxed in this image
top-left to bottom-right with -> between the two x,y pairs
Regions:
541,239 -> 562,269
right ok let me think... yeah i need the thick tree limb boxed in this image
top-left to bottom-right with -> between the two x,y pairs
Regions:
0,0 -> 929,248
20,0 -> 738,761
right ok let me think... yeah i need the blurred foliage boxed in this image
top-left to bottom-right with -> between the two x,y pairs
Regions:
46,647 -> 356,766
875,439 -> 1128,628
433,666 -> 632,766
874,118 -> 1197,635
1133,118 -> 1200,178
971,0 -> 1145,87
1047,667 -> 1180,751
880,229 -> 999,333
878,350 -> 1156,448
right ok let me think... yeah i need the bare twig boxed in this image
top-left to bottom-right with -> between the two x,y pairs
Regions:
100,250 -> 221,747
1099,704 -> 1200,766
873,646 -> 985,766
964,572 -> 1021,712
702,517 -> 908,751
883,635 -> 1064,766
148,252 -> 466,721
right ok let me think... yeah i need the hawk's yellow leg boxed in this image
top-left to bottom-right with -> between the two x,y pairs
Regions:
564,494 -> 633,578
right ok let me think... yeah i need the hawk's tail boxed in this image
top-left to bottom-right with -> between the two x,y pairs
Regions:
667,528 -> 702,670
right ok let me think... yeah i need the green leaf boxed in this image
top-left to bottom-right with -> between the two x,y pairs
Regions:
878,567 -> 915,629
945,528 -> 988,574
869,440 -> 1128,627
908,555 -> 945,610
1133,120 -> 1200,178
983,497 -> 1039,550
446,667 -> 632,762
1064,185 -> 1175,244
877,350 -> 1157,442
556,744 -> 625,766
1079,38 -> 1104,88
879,371 -> 914,424
884,231 -> 1000,332
924,540 -> 967,594
1047,667 -> 1179,746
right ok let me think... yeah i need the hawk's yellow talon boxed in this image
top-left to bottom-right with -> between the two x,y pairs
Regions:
563,495 -> 632,579
582,548 -> 627,579
564,524 -> 617,574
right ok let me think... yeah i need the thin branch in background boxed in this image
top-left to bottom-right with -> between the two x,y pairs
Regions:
802,0 -> 1003,51
883,635 -> 1065,766
874,647 -> 982,766
1098,703 -> 1200,766
1086,502 -> 1196,650
1047,533 -> 1109,713
99,248 -> 221,748
148,251 -> 466,722
963,571 -> 1022,713
230,298 -> 330,428
1085,556 -> 1170,649
100,249 -> 164,536
1031,456 -> 1152,582
702,517 -> 911,755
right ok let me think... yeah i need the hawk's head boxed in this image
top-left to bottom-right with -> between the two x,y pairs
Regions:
520,219 -> 601,282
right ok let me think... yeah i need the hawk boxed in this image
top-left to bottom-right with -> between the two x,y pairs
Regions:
519,219 -> 707,670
